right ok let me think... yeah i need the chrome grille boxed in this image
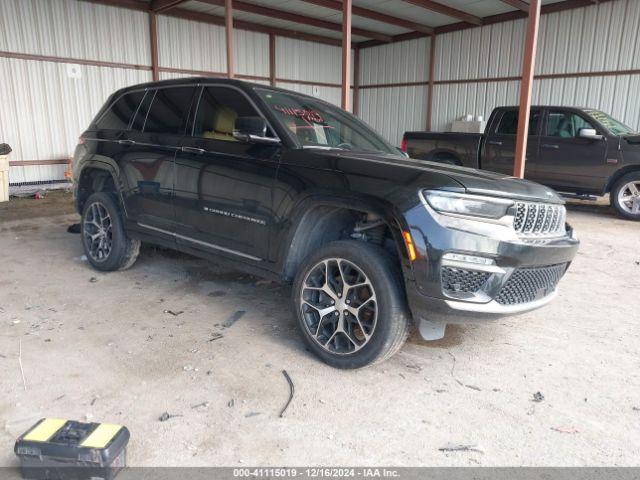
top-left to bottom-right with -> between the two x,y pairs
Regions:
441,267 -> 490,294
496,263 -> 567,305
513,202 -> 566,237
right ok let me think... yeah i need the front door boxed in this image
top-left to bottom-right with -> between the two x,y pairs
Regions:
482,108 -> 541,178
535,109 -> 609,193
173,85 -> 281,262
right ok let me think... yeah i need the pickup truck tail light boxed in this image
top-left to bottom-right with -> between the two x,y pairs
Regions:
400,137 -> 407,152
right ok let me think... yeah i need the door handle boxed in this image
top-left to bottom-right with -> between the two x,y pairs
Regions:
542,144 -> 559,149
117,139 -> 135,145
181,146 -> 205,155
487,140 -> 503,146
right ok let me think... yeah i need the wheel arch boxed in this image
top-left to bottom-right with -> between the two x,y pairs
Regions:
604,165 -> 640,194
279,195 -> 412,283
76,160 -> 123,215
426,149 -> 463,165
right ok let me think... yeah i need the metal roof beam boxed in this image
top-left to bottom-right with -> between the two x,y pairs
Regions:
165,8 -> 343,46
197,0 -> 393,42
78,0 -> 343,46
434,0 -> 614,35
151,0 -> 189,13
79,0 -> 149,12
299,0 -> 433,35
500,0 -> 530,12
401,0 -> 482,25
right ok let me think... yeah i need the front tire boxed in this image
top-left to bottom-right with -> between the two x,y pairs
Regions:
611,172 -> 640,220
81,192 -> 140,271
292,240 -> 410,369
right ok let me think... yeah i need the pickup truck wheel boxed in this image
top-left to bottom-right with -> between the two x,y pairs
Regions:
292,240 -> 410,369
611,172 -> 640,220
81,192 -> 141,271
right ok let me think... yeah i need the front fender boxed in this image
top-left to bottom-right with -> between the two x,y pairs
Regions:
274,191 -> 415,282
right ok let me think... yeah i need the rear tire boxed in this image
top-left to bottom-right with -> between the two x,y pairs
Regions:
611,172 -> 640,220
292,240 -> 410,369
81,192 -> 140,271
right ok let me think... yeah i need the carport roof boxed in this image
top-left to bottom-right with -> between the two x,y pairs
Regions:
85,0 -> 612,47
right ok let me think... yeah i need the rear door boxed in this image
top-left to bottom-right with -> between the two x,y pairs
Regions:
482,108 -> 541,177
535,109 -> 609,192
120,86 -> 197,235
173,85 -> 281,262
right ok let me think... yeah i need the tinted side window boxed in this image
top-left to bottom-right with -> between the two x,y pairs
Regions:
130,90 -> 154,132
143,87 -> 196,135
96,91 -> 145,130
546,111 -> 594,137
496,110 -> 540,135
193,86 -> 263,141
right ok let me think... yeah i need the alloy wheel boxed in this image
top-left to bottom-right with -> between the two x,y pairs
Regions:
300,258 -> 378,355
83,201 -> 113,262
617,180 -> 640,215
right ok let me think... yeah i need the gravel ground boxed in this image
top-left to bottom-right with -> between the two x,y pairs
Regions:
0,194 -> 638,467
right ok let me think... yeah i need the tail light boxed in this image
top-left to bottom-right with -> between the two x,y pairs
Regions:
78,136 -> 85,145
401,137 -> 407,152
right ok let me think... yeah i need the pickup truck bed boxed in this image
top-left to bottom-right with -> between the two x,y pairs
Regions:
403,131 -> 482,168
403,105 -> 640,220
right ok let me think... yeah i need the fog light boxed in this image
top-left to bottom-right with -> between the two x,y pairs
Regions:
442,253 -> 495,266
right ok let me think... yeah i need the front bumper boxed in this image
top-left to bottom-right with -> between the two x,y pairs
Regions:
403,201 -> 580,339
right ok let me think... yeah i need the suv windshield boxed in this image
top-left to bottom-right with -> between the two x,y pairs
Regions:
584,109 -> 635,135
256,88 -> 397,154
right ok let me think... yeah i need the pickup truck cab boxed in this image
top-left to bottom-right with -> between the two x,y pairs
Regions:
73,80 -> 579,368
403,106 -> 640,220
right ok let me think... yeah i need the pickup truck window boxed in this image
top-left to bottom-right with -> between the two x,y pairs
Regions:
496,110 -> 540,135
546,111 -> 593,138
256,89 -> 396,154
584,109 -> 635,135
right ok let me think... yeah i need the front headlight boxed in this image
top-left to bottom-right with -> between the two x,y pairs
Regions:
423,190 -> 514,219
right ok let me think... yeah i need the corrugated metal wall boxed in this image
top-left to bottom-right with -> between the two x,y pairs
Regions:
2,0 -> 638,183
358,37 -> 430,146
157,17 -> 270,78
356,0 -> 640,140
0,2 -> 352,184
0,0 -> 150,65
431,82 -> 520,133
0,58 -> 151,184
157,15 -> 227,74
0,0 -> 152,184
430,0 -> 640,132
275,38 -> 350,108
276,38 -> 341,85
434,19 -> 526,82
275,82 -> 342,107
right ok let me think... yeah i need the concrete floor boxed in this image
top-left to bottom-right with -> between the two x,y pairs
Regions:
0,193 -> 638,467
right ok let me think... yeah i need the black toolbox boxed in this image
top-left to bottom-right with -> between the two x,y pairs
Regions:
14,418 -> 129,480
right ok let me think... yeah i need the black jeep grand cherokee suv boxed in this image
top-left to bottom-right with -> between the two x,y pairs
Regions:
73,78 -> 579,368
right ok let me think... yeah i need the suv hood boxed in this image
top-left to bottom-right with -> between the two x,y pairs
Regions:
331,151 -> 564,205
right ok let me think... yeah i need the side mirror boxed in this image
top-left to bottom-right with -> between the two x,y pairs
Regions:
233,117 -> 280,145
0,143 -> 12,156
578,128 -> 603,140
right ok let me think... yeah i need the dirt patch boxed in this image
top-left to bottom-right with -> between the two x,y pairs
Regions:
0,190 -> 76,223
0,204 -> 639,467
